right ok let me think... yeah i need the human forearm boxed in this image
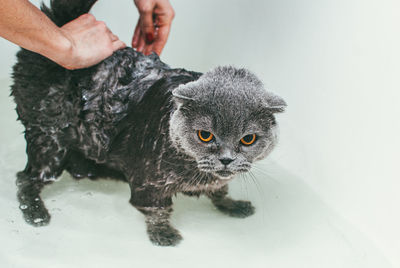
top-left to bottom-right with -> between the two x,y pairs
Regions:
0,0 -> 71,64
0,0 -> 125,69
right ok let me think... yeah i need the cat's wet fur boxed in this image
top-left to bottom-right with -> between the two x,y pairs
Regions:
10,0 -> 286,246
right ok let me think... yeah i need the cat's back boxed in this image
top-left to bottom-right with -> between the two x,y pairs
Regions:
10,46 -> 201,162
76,48 -> 203,130
68,48 -> 202,161
77,48 -> 171,124
10,47 -> 167,129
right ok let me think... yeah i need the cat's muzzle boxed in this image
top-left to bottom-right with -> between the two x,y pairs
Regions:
215,170 -> 234,178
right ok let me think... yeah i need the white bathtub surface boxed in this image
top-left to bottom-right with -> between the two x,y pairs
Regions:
0,78 -> 392,268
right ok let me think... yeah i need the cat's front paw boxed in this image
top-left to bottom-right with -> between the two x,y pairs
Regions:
213,199 -> 255,218
147,222 -> 183,246
19,200 -> 51,227
17,173 -> 51,227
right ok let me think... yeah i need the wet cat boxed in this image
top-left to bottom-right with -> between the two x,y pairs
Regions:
11,0 -> 286,246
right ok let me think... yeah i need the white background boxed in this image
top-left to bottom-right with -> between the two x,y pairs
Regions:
0,0 -> 399,267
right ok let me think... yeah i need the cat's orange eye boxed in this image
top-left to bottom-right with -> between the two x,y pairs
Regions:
198,130 -> 214,143
240,134 -> 256,146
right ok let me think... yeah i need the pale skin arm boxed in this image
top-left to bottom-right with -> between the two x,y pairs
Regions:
0,0 -> 126,70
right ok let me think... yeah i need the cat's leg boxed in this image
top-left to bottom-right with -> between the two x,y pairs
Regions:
130,185 -> 182,246
65,151 -> 99,179
66,151 -> 127,181
17,127 -> 67,226
206,185 -> 255,218
16,171 -> 52,226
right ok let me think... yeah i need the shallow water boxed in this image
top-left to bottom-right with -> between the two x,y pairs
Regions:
0,78 -> 392,267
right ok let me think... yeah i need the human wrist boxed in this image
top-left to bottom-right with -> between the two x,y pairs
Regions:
38,28 -> 76,69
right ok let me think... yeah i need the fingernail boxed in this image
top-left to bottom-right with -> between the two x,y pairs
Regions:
145,33 -> 155,44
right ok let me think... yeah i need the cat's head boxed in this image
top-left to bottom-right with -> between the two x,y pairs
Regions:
169,66 -> 286,179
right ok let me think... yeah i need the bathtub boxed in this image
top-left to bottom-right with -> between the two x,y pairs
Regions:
0,0 -> 399,267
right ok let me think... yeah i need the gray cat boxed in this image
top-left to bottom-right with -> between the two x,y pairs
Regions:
11,0 -> 286,246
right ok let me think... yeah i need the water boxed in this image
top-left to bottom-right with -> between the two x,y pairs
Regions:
0,78 -> 392,267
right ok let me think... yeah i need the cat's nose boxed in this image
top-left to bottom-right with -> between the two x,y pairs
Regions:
219,158 -> 234,166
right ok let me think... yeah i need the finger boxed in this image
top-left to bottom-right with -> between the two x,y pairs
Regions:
105,26 -> 113,36
95,20 -> 109,34
63,13 -> 96,29
97,22 -> 117,42
152,25 -> 171,55
110,33 -> 118,42
143,43 -> 154,55
132,20 -> 141,48
76,13 -> 96,25
143,26 -> 158,55
112,40 -> 126,51
139,12 -> 155,44
137,33 -> 146,53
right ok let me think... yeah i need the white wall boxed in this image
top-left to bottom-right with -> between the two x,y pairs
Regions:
1,0 -> 399,266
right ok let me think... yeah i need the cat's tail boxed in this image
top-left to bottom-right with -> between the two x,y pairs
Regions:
40,0 -> 98,27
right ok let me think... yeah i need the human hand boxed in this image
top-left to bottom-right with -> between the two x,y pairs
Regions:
132,0 -> 175,56
57,14 -> 126,70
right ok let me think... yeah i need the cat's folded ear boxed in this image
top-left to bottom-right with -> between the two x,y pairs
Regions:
171,82 -> 197,105
264,92 -> 287,113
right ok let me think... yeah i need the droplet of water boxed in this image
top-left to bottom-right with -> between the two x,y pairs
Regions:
34,198 -> 40,201
33,218 -> 43,224
19,205 -> 28,210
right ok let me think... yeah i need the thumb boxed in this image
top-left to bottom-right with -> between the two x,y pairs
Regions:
140,11 -> 155,44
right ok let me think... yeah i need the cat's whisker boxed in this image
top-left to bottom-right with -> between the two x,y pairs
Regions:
239,173 -> 250,200
184,171 -> 203,191
248,171 -> 266,201
161,158 -> 194,167
194,173 -> 205,188
243,171 -> 268,223
240,173 -> 256,203
251,165 -> 280,185
195,173 -> 207,190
